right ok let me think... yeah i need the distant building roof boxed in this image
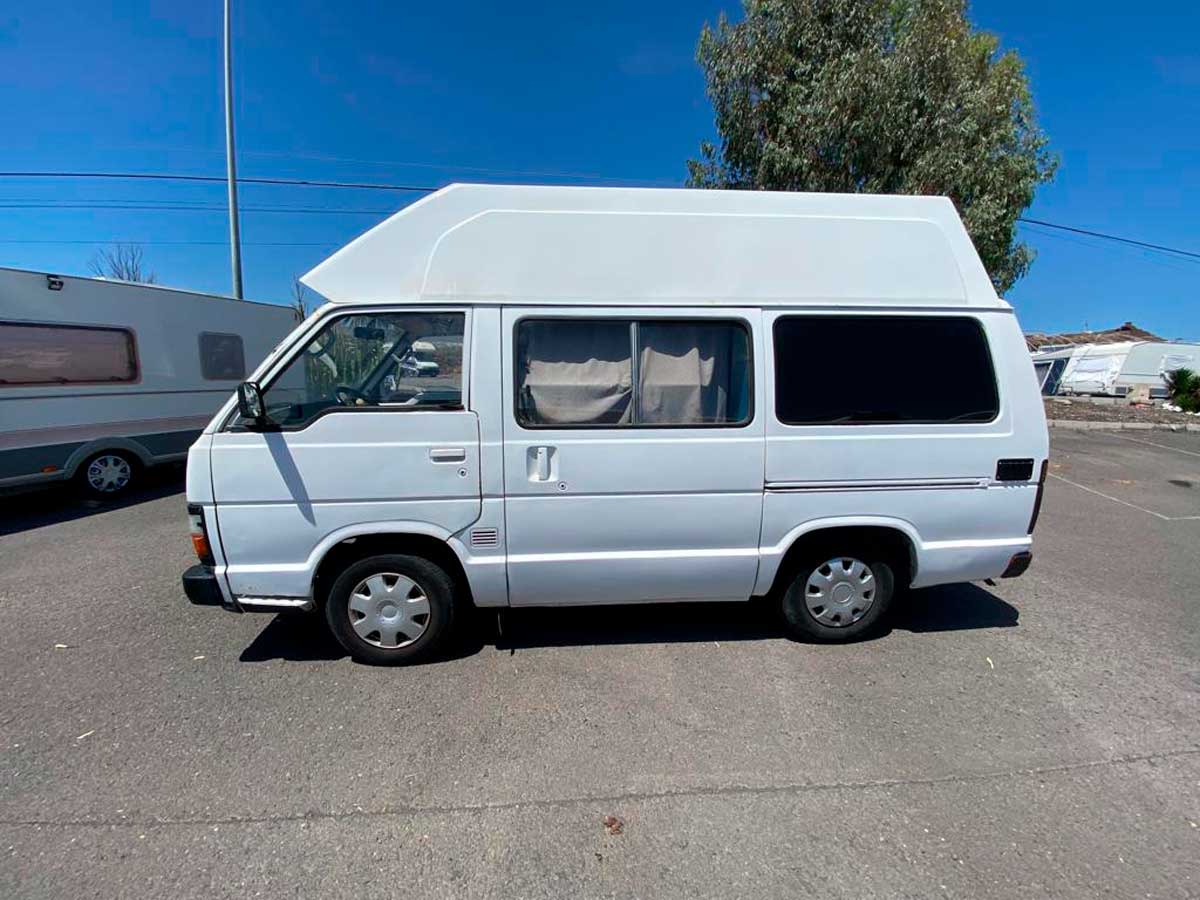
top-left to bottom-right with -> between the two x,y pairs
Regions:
1025,321 -> 1163,351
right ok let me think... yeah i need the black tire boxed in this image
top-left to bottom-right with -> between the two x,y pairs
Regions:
76,450 -> 138,500
780,545 -> 897,643
324,554 -> 455,665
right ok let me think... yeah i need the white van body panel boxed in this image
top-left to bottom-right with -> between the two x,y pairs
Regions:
209,411 -> 482,598
499,306 -> 766,606
185,184 -> 1047,614
302,184 -> 1002,309
756,310 -> 1043,593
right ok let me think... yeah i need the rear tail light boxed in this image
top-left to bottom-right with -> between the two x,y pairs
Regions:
1027,459 -> 1049,534
188,503 -> 215,565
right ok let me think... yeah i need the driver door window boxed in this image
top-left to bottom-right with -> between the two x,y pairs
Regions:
257,311 -> 465,428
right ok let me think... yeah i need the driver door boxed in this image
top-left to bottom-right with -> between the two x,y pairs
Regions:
208,308 -> 481,599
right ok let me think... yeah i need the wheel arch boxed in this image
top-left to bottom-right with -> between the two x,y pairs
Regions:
759,518 -> 920,598
308,524 -> 474,611
65,437 -> 154,478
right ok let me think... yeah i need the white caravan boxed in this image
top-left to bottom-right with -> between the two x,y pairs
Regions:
182,184 -> 1049,663
1031,345 -> 1083,396
1050,341 -> 1200,399
0,267 -> 295,497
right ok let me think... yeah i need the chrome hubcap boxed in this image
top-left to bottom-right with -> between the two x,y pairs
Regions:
86,455 -> 131,493
347,572 -> 430,648
804,557 -> 876,627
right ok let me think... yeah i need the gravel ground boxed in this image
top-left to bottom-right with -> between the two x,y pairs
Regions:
1045,396 -> 1200,424
1,432 -> 1198,898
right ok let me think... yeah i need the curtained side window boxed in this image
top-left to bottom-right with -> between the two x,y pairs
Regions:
515,318 -> 751,428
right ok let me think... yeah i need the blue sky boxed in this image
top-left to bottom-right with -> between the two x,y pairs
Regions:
0,1 -> 1196,337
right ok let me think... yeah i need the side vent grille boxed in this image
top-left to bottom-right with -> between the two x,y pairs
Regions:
470,527 -> 500,549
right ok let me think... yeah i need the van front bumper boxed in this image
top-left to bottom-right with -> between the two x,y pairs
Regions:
182,565 -> 314,614
182,564 -> 230,609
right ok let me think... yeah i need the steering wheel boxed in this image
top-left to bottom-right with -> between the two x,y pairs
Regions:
334,385 -> 370,406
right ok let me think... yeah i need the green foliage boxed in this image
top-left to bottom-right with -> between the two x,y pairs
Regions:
688,0 -> 1057,294
1166,367 -> 1200,412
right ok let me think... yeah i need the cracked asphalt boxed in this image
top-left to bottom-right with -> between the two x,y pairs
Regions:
2,430 -> 1198,898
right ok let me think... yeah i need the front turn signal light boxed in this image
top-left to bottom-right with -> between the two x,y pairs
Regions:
187,504 -> 216,566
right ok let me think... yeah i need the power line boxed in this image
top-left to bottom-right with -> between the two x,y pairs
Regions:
0,202 -> 396,215
97,143 -> 669,183
0,171 -> 438,193
0,239 -> 335,246
1020,222 -> 1200,276
1,170 -> 1197,261
1018,217 -> 1200,262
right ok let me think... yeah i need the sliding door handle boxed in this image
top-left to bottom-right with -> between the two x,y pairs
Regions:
429,447 -> 467,463
528,445 -> 556,481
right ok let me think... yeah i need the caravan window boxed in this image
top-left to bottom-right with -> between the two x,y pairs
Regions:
0,321 -> 138,385
773,315 -> 998,425
199,332 -> 247,380
1042,358 -> 1068,396
1033,360 -> 1052,390
515,318 -> 752,427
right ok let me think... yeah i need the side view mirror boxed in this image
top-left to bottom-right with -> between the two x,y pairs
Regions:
237,381 -> 266,426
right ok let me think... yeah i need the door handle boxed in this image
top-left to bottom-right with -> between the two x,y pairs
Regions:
429,447 -> 467,463
529,445 -> 555,481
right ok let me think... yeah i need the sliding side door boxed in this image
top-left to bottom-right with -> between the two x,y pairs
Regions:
501,307 -> 765,606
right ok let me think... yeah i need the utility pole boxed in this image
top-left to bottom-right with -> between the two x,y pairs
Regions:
223,0 -> 244,298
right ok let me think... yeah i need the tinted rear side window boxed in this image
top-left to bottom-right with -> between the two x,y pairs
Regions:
773,316 -> 998,425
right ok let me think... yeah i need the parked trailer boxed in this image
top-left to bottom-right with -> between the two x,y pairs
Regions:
0,267 -> 296,497
1051,341 -> 1200,399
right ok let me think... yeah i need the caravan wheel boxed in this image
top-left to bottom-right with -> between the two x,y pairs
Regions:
78,451 -> 137,499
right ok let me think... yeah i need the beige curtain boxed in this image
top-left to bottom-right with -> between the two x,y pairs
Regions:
519,321 -> 632,425
518,320 -> 746,426
638,323 -> 736,425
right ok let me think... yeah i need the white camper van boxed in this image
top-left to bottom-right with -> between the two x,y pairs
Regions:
182,184 -> 1049,663
0,267 -> 295,498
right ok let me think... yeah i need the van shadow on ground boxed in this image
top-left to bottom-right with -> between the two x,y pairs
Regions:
238,582 -> 1018,665
0,465 -> 185,536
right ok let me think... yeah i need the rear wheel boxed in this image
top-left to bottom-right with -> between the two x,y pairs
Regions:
324,554 -> 455,665
78,450 -> 137,499
781,547 -> 896,642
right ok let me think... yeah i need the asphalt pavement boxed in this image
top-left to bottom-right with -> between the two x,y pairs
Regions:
1,431 -> 1198,898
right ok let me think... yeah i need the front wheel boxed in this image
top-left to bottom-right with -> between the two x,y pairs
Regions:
781,550 -> 896,642
324,554 -> 456,665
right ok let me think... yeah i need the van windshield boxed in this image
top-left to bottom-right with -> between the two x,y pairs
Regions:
253,312 -> 465,428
